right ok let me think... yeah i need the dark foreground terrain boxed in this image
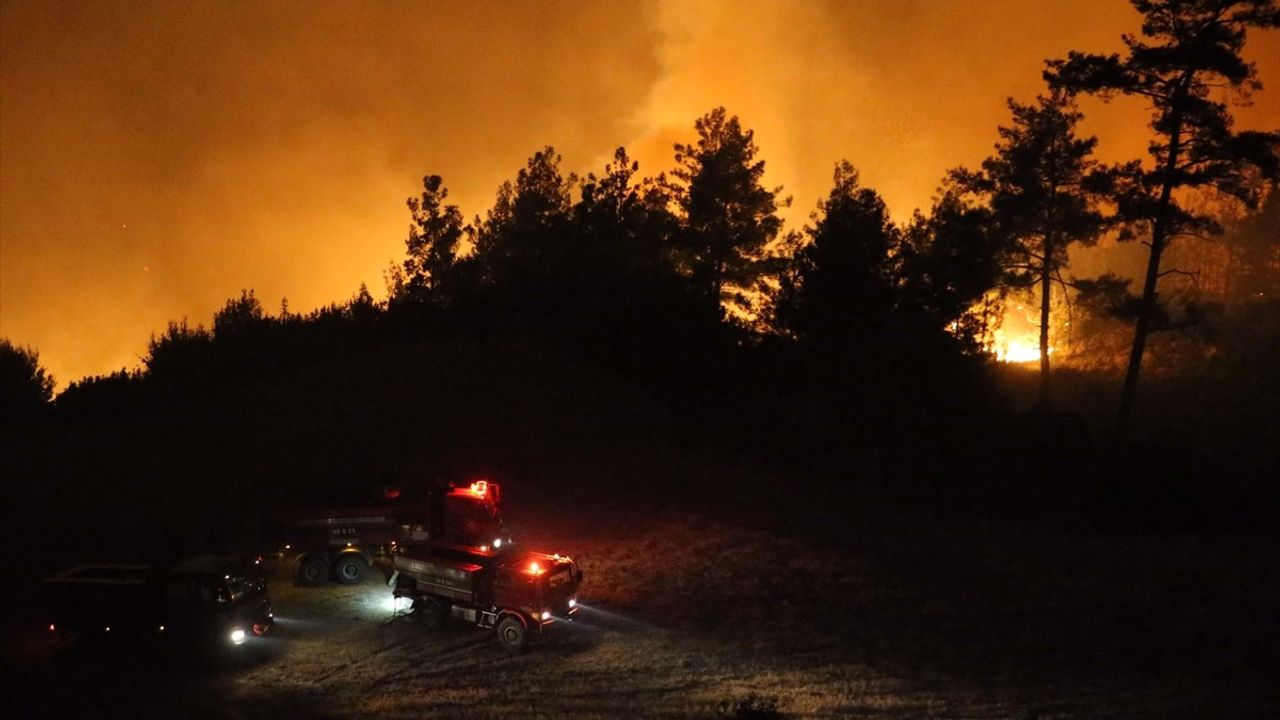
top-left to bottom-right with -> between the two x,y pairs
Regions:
5,480 -> 1277,720
3,338 -> 1277,718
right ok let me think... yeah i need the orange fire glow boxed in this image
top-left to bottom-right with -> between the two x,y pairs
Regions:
996,338 -> 1046,364
2,2 -> 1276,387
991,299 -> 1057,365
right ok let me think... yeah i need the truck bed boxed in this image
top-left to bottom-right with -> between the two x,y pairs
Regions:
43,565 -> 165,635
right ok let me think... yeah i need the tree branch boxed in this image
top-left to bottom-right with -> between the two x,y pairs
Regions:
1158,267 -> 1199,283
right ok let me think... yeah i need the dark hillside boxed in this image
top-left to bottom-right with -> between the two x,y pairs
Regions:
9,337 -> 684,566
5,329 -> 1279,717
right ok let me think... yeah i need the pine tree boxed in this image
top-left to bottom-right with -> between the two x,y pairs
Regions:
1046,0 -> 1280,435
404,175 -> 466,304
897,192 -> 1009,351
0,339 -> 55,420
774,161 -> 898,352
574,147 -> 676,277
472,147 -> 575,284
670,108 -> 786,321
954,90 -> 1106,407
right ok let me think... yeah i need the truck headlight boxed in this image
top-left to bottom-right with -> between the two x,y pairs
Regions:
540,611 -> 551,621
568,598 -> 576,608
230,628 -> 247,645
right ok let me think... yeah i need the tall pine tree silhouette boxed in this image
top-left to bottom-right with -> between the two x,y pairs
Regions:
954,90 -> 1106,408
1047,0 -> 1280,435
669,108 -> 786,323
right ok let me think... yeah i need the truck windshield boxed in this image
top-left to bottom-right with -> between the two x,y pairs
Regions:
227,577 -> 264,602
546,566 -> 573,592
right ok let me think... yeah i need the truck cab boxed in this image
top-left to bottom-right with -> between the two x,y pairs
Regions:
494,551 -> 582,628
164,555 -> 274,645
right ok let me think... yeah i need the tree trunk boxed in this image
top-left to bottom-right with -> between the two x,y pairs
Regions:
1118,108 -> 1183,439
1118,227 -> 1167,433
1038,233 -> 1054,409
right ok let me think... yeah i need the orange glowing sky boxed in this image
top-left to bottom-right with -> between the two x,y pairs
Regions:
2,1 -> 1277,388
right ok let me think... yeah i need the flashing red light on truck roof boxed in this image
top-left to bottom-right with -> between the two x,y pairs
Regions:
527,561 -> 542,574
469,480 -> 489,497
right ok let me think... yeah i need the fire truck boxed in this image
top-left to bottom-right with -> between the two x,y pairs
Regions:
273,480 -> 505,586
389,542 -> 583,653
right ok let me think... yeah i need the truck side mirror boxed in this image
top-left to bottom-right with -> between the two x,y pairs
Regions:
575,570 -> 584,585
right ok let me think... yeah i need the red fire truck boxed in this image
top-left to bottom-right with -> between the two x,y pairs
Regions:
389,542 -> 583,653
274,480 -> 505,586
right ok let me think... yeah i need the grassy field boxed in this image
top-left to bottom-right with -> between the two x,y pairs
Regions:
8,481 -> 1277,719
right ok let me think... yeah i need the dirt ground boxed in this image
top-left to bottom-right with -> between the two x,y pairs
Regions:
6,490 -> 1278,720
6,533 -> 943,720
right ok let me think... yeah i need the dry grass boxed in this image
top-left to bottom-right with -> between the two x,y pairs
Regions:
228,575 -> 941,720
8,492 -> 1277,719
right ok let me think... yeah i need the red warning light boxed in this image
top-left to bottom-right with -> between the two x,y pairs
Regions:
469,480 -> 488,497
384,487 -> 402,500
48,623 -> 56,633
527,561 -> 542,574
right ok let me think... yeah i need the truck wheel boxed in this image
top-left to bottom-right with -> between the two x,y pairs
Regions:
333,555 -> 366,585
414,598 -> 445,630
496,615 -> 527,653
297,556 -> 329,586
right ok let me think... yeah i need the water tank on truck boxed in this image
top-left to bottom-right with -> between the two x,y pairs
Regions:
271,480 -> 506,586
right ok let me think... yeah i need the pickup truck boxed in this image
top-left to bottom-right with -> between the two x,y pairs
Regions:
42,555 -> 273,650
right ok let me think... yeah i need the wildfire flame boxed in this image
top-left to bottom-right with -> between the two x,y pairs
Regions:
996,338 -> 1044,364
990,298 -> 1054,364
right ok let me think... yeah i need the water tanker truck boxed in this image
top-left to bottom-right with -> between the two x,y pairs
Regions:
273,480 -> 505,586
389,542 -> 583,653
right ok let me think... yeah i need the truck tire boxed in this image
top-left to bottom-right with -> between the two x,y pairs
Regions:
414,597 -> 445,630
297,555 -> 329,586
496,615 -> 527,653
332,554 -> 366,585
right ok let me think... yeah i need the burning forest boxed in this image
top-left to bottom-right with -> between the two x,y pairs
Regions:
2,1 -> 1279,718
